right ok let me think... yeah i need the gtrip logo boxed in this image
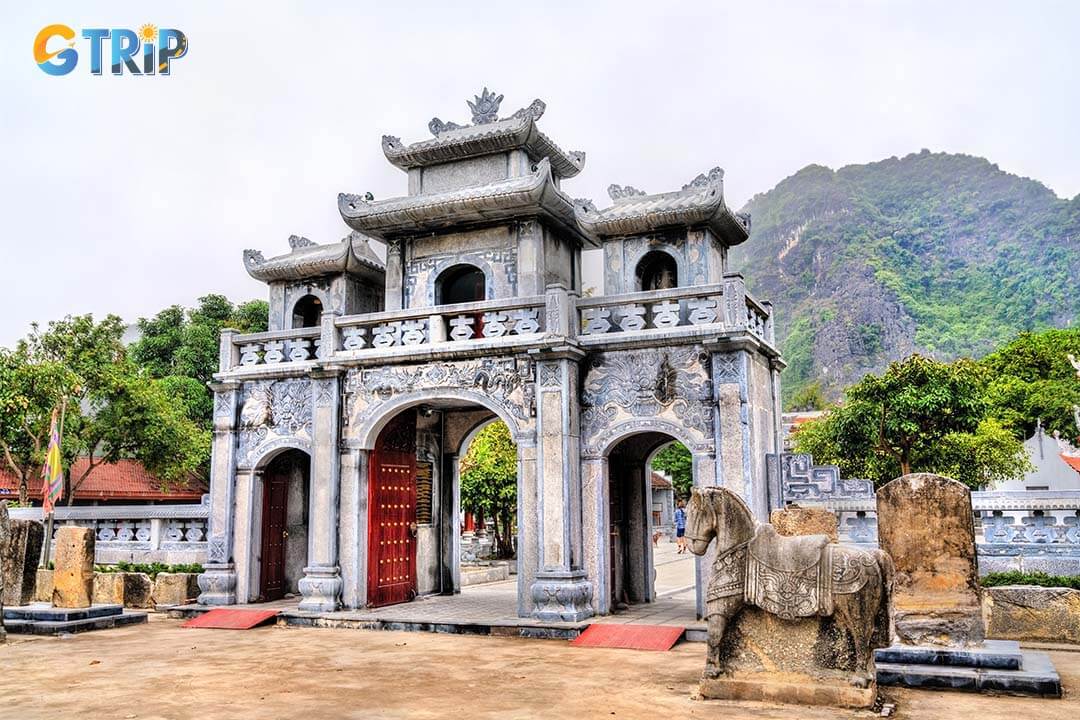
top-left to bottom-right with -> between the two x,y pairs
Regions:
34,24 -> 188,76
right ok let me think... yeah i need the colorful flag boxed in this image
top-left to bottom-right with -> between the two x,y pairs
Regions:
41,407 -> 64,513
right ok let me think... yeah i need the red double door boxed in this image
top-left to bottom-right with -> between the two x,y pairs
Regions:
367,409 -> 418,607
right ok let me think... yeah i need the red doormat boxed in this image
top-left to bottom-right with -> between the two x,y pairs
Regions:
571,624 -> 685,651
181,608 -> 279,630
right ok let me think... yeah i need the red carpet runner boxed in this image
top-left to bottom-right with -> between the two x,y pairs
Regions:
570,623 -> 685,651
181,608 -> 280,630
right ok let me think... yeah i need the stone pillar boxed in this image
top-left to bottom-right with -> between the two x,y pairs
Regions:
232,468 -> 262,603
2,518 -> 44,606
52,526 -> 94,608
384,239 -> 404,311
298,370 -> 344,612
197,379 -> 241,605
516,220 -> 545,296
710,349 -> 768,519
528,285 -> 592,621
337,444 -> 369,609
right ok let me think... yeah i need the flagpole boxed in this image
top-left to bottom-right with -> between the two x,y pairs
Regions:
39,397 -> 67,569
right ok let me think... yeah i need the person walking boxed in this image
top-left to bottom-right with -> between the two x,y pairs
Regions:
674,500 -> 688,553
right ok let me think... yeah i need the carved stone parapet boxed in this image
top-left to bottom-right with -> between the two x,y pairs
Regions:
529,570 -> 593,622
297,564 -> 343,612
197,562 -> 237,605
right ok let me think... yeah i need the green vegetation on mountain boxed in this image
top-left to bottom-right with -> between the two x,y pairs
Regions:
732,151 -> 1080,404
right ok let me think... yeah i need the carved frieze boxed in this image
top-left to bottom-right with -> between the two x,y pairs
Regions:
346,356 -> 536,435
581,346 -> 713,455
236,378 -> 313,466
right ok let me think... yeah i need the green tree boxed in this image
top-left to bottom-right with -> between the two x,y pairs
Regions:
978,328 -> 1080,441
3,315 -> 209,505
459,421 -> 517,558
787,381 -> 827,412
794,354 -> 1030,489
650,442 -> 693,499
0,349 -> 77,504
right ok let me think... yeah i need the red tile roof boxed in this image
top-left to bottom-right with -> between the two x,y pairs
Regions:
1061,454 -> 1080,475
0,458 -> 207,503
650,472 -> 673,490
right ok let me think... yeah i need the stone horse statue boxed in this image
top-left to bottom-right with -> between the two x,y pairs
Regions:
686,487 -> 893,682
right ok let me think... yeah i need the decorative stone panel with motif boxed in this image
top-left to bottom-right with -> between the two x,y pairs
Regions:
580,346 -> 714,457
236,378 -> 314,468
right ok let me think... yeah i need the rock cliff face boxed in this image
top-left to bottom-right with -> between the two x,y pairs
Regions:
731,151 -> 1080,403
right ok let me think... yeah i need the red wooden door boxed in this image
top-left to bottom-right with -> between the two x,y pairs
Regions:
367,409 -> 418,607
260,472 -> 289,601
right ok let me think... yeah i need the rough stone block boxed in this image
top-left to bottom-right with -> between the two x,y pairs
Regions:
152,572 -> 201,607
34,569 -> 54,602
876,473 -> 983,646
92,573 -> 125,605
122,572 -> 154,608
2,519 -> 44,606
52,526 -> 95,608
984,585 -> 1080,644
698,606 -> 875,708
769,505 -> 838,542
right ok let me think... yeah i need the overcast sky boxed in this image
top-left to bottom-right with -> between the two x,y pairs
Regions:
2,1 -> 1077,347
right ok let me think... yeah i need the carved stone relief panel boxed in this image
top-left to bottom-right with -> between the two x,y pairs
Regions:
580,345 -> 714,456
236,378 -> 314,467
345,356 -> 536,440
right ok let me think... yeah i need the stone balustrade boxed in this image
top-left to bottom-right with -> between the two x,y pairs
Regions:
9,497 -> 209,565
217,279 -> 777,380
225,327 -> 324,369
770,453 -> 1080,574
335,295 -> 546,353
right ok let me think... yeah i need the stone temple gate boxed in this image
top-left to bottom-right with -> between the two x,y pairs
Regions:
197,90 -> 784,621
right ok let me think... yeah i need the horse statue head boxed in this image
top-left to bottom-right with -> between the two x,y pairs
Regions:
685,486 -> 756,557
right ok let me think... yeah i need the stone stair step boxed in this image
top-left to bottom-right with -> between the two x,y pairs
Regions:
874,640 -> 1023,670
876,651 -> 1061,698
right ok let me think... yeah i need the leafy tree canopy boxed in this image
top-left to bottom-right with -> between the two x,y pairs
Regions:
650,442 -> 692,499
0,315 -> 209,504
978,328 -> 1080,441
794,354 -> 1031,489
459,420 -> 517,557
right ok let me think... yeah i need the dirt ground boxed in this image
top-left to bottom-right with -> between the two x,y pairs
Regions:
2,615 -> 1076,720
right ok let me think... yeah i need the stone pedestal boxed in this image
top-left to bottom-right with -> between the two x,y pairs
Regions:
2,519 -> 44,606
298,564 -> 344,612
52,526 -> 95,609
529,570 -> 593,622
697,606 -> 875,708
196,562 -> 237,605
876,473 -> 983,646
769,505 -> 838,542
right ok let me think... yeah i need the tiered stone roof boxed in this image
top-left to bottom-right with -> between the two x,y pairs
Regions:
573,167 -> 751,245
380,89 -> 585,179
243,231 -> 384,282
339,157 -> 590,244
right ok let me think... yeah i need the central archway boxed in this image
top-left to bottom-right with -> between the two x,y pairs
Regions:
361,397 -> 526,615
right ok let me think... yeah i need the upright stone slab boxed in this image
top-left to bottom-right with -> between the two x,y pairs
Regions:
2,519 -> 44,606
0,503 -> 9,643
876,473 -> 983,646
52,526 -> 95,609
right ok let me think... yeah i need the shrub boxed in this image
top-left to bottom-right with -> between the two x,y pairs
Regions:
93,561 -> 204,580
980,571 -> 1080,590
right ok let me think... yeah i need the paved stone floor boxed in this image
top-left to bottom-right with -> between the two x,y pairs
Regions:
211,539 -> 702,630
2,614 -> 1076,719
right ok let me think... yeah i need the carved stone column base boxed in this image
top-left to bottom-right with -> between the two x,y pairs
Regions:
298,564 -> 342,612
197,563 -> 237,606
529,570 -> 593,622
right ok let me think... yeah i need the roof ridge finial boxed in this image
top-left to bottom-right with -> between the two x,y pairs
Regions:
468,87 -> 503,124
